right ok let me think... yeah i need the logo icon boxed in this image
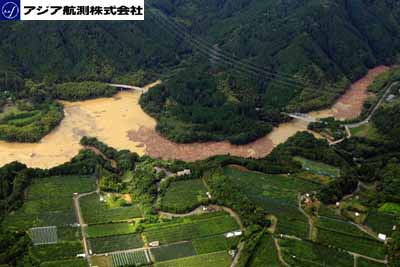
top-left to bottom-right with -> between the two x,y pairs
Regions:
1,1 -> 19,20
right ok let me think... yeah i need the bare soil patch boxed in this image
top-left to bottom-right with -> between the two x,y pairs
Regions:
127,126 -> 275,162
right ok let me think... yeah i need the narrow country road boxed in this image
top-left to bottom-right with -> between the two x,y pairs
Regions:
346,81 -> 399,128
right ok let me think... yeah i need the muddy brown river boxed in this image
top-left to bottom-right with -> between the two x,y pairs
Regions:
0,66 -> 389,168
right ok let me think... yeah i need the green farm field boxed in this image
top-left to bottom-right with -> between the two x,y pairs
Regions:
365,211 -> 397,236
153,251 -> 232,267
192,235 -> 239,255
31,242 -> 83,263
144,213 -> 239,245
222,167 -> 320,204
39,259 -> 88,267
279,238 -> 354,267
88,233 -> 144,253
3,175 -> 95,230
222,167 -> 317,239
151,242 -> 197,262
247,234 -> 282,267
80,194 -> 142,224
293,157 -> 340,177
160,179 -> 208,213
316,217 -> 387,259
87,222 -> 135,238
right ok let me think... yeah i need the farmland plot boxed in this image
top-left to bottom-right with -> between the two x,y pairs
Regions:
39,259 -> 88,267
88,233 -> 144,253
80,194 -> 142,224
279,238 -> 354,267
3,175 -> 95,230
160,179 -> 208,213
365,211 -> 397,236
223,167 -> 320,204
112,250 -> 150,267
316,217 -> 387,259
143,213 -> 239,244
192,235 -> 238,255
153,251 -> 232,267
87,222 -> 135,238
151,242 -> 197,262
247,234 -> 281,267
30,226 -> 58,245
31,242 -> 83,262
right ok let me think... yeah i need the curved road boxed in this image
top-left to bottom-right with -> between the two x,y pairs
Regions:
346,81 -> 399,129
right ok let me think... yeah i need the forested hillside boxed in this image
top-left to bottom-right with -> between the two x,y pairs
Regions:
1,0 -> 400,143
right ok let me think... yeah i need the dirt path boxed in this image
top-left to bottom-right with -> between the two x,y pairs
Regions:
73,191 -> 97,265
297,194 -> 315,241
273,238 -> 290,267
349,252 -> 388,265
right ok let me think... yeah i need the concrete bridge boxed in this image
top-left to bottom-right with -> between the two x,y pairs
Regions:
107,83 -> 144,92
284,112 -> 318,123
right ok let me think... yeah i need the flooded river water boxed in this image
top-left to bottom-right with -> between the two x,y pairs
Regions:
0,66 -> 389,167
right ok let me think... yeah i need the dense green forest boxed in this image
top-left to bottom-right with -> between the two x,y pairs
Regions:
1,0 -> 400,143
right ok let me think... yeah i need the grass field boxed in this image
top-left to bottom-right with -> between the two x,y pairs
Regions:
316,217 -> 387,259
39,259 -> 88,267
153,251 -> 231,267
160,179 -> 208,213
350,123 -> 382,141
293,157 -> 340,177
88,233 -> 144,253
3,175 -> 95,230
379,202 -> 400,215
365,211 -> 397,236
112,250 -> 149,267
143,213 -> 239,245
247,234 -> 281,267
80,194 -> 142,224
151,242 -> 197,262
91,256 -> 112,267
87,222 -> 135,238
279,238 -> 354,267
31,242 -> 83,262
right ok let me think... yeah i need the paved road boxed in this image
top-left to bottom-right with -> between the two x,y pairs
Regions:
346,81 -> 399,128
